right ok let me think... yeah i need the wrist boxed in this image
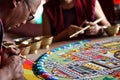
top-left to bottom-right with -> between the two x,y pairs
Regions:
54,30 -> 68,42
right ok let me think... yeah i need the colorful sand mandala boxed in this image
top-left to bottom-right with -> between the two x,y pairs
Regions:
32,36 -> 120,80
23,60 -> 42,80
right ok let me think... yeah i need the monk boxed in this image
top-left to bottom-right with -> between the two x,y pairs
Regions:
0,0 -> 41,80
42,0 -> 111,42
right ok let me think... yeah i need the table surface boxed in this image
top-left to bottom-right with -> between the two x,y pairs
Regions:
26,36 -> 117,61
26,35 -> 113,61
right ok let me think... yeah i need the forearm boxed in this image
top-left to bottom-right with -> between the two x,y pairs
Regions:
95,0 -> 111,26
0,67 -> 13,80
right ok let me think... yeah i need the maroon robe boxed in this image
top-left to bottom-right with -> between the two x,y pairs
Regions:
0,19 -> 3,67
43,0 -> 96,36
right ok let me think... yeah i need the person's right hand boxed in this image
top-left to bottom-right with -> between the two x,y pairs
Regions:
3,56 -> 24,80
84,21 -> 101,35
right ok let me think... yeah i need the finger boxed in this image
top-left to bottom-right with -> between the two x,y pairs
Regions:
70,25 -> 82,30
88,26 -> 94,29
70,28 -> 84,35
11,48 -> 20,55
89,22 -> 96,26
6,47 -> 20,55
14,62 -> 23,74
10,56 -> 21,61
85,21 -> 96,26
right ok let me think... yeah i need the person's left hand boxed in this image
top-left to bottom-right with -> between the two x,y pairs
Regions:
2,42 -> 20,67
85,21 -> 101,35
3,47 -> 20,56
2,41 -> 20,55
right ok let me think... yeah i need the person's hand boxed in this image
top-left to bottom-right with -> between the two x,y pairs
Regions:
2,44 -> 20,68
3,47 -> 20,56
3,56 -> 24,80
2,41 -> 20,56
85,21 -> 101,35
2,46 -> 20,60
53,24 -> 84,41
65,25 -> 84,37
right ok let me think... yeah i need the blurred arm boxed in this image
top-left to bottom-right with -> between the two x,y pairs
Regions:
95,0 -> 111,26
